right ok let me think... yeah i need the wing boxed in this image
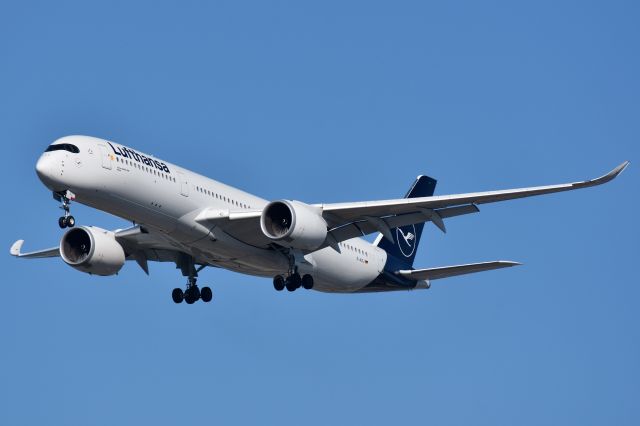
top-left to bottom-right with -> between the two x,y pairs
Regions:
113,225 -> 187,274
319,161 -> 629,224
10,225 -> 186,275
10,240 -> 59,258
202,161 -> 628,250
397,260 -> 521,281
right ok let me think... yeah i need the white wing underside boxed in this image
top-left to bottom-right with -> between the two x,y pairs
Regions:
10,226 -> 184,274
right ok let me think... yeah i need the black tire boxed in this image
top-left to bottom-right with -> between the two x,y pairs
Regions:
201,286 -> 213,302
65,216 -> 75,228
185,286 -> 200,304
171,288 -> 184,304
273,275 -> 285,291
290,273 -> 302,289
285,279 -> 297,292
58,217 -> 67,228
302,274 -> 314,290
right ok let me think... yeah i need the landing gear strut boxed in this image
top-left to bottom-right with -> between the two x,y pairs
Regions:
55,191 -> 75,229
172,255 -> 212,304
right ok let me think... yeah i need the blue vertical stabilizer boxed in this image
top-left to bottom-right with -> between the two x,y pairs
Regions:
376,175 -> 437,269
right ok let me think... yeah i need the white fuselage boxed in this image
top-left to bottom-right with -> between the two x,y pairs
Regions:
35,136 -> 388,292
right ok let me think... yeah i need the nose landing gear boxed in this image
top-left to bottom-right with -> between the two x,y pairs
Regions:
54,191 -> 76,229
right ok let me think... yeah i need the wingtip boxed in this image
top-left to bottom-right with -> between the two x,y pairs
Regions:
588,161 -> 630,186
620,160 -> 630,172
499,260 -> 522,267
10,240 -> 24,256
605,161 -> 630,180
611,160 -> 630,176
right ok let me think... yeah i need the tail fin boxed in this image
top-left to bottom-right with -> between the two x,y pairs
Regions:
375,175 -> 437,268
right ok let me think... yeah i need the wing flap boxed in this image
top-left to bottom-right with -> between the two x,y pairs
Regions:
321,204 -> 480,250
398,260 -> 521,281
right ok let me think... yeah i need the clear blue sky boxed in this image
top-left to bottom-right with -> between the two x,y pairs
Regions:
1,1 -> 638,425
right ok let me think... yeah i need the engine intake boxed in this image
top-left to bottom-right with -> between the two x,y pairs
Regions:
60,226 -> 126,276
261,200 -> 328,251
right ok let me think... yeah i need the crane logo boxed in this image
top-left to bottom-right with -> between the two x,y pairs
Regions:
396,225 -> 417,258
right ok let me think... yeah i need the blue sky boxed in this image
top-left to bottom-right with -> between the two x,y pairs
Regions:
1,1 -> 638,425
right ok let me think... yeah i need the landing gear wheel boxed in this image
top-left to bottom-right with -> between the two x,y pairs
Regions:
65,215 -> 75,228
184,290 -> 197,304
285,273 -> 302,292
172,288 -> 184,304
290,273 -> 302,289
273,275 -> 285,291
58,217 -> 67,229
285,274 -> 298,291
285,278 -> 297,292
302,274 -> 314,290
201,286 -> 213,302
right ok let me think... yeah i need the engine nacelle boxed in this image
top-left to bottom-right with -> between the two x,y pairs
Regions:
60,226 -> 126,276
260,200 -> 328,251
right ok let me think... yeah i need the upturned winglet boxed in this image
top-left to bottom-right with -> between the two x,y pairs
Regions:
585,161 -> 630,187
10,240 -> 24,256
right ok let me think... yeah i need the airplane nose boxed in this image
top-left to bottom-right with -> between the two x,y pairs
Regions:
35,154 -> 59,190
35,155 -> 51,181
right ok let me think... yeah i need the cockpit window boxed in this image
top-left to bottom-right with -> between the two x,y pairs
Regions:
45,143 -> 80,154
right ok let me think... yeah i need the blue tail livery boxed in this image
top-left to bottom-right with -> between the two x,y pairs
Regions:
376,175 -> 437,269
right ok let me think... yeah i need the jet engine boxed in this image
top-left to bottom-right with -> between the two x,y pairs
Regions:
260,200 -> 328,251
59,226 -> 126,276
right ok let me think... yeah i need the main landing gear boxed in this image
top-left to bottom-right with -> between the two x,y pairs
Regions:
55,191 -> 75,229
172,254 -> 212,304
172,276 -> 213,304
273,273 -> 314,292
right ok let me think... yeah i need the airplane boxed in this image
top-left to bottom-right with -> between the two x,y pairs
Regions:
10,135 -> 629,304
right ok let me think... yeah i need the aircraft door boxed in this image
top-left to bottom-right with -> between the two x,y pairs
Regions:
177,171 -> 189,196
98,144 -> 112,170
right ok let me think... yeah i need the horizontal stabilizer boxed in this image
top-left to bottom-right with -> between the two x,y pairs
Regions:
397,260 -> 521,281
10,240 -> 60,258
